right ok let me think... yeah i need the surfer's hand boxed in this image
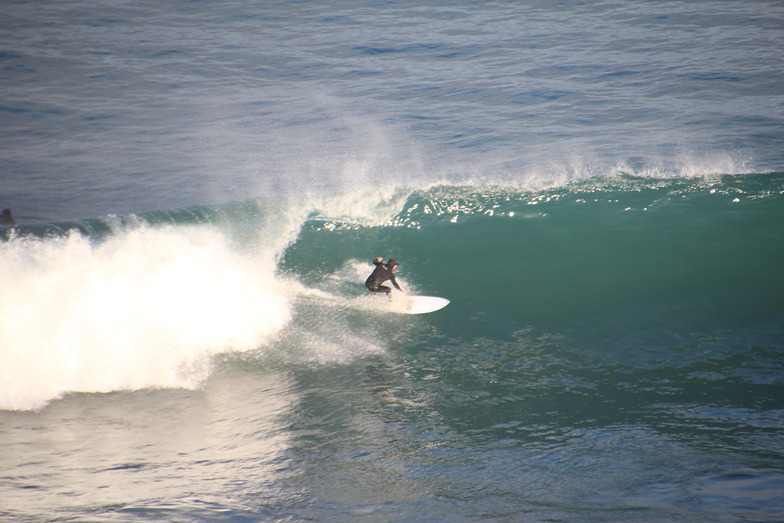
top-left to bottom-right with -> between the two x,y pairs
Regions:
375,257 -> 383,263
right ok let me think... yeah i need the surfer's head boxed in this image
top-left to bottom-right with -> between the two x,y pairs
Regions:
387,258 -> 398,269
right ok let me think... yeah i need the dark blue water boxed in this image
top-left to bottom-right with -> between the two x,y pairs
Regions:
2,1 -> 783,521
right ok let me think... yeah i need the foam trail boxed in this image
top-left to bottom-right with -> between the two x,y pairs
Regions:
0,225 -> 291,411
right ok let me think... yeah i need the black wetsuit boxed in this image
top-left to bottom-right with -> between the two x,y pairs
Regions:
365,260 -> 401,296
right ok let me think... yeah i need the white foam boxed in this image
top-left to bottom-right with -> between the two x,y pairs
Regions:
0,225 -> 292,411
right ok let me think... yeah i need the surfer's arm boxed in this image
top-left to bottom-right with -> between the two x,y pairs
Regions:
390,275 -> 403,293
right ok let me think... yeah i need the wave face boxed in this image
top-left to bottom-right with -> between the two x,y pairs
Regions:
285,172 -> 784,331
2,172 -> 781,411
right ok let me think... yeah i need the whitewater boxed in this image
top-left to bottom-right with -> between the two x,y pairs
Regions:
1,0 -> 783,521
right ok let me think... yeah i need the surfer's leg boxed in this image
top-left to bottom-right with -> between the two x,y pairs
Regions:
369,285 -> 392,299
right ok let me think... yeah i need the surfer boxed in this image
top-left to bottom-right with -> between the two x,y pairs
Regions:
365,257 -> 404,297
0,208 -> 15,225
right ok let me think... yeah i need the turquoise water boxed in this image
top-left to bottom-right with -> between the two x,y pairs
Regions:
2,0 -> 784,521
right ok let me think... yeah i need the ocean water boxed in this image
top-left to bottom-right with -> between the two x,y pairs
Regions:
1,1 -> 783,521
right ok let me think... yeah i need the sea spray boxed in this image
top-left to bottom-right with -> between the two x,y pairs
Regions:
0,224 -> 291,411
0,186 -> 422,411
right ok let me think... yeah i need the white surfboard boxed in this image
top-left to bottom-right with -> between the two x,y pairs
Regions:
388,295 -> 450,315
